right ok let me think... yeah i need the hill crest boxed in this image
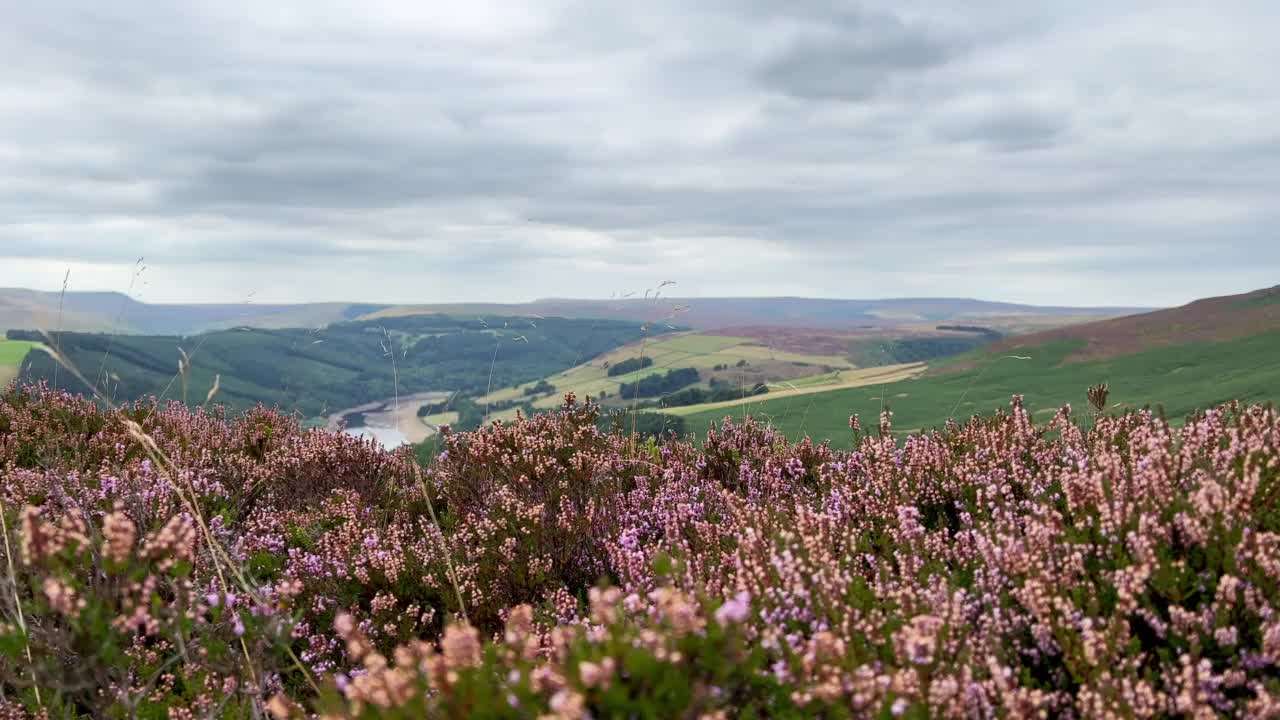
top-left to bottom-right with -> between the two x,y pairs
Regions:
990,285 -> 1280,363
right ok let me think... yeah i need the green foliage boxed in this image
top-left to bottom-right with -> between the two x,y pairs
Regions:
606,356 -> 653,376
619,367 -> 699,399
659,382 -> 768,408
853,336 -> 990,367
18,316 -> 656,418
935,325 -> 1004,339
598,409 -> 687,438
523,379 -> 556,396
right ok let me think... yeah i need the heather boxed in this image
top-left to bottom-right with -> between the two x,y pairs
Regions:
2,382 -> 1280,717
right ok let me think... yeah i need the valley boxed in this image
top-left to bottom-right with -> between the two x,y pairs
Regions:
8,314 -> 656,423
9,285 -> 1279,457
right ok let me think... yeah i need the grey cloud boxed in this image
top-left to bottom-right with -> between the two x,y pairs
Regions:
936,107 -> 1072,152
754,7 -> 966,100
1,0 -> 1277,306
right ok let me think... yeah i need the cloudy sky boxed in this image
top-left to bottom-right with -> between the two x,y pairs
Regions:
1,0 -> 1277,307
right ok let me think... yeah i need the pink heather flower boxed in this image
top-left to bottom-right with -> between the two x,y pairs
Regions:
1216,626 -> 1239,647
233,615 -> 245,637
101,508 -> 136,563
442,624 -> 482,669
43,577 -> 84,616
714,591 -> 751,626
206,592 -> 220,607
578,658 -> 615,689
891,698 -> 909,716
549,689 -> 586,719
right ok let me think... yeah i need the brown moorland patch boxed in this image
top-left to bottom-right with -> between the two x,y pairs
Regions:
962,285 -> 1280,368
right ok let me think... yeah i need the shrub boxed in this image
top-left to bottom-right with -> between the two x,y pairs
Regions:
4,381 -> 1280,717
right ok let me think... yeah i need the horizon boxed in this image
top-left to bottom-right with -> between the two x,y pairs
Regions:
1,281 -> 1178,311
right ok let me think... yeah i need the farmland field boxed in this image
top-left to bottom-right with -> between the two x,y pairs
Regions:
477,331 -> 858,415
681,331 -> 1280,447
0,339 -> 37,385
662,362 -> 926,417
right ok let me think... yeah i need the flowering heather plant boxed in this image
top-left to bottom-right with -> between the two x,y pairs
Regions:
3,380 -> 1280,717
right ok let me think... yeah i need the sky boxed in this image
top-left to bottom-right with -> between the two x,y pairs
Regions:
1,0 -> 1277,307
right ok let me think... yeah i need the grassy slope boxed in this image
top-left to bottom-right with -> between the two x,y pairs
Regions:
682,331 -> 1280,448
0,339 -> 37,385
662,362 -> 926,417
477,332 -> 857,417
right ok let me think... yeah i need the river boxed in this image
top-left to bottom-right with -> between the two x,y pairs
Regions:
327,390 -> 454,449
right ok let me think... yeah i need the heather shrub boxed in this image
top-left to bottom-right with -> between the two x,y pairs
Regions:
0,503 -> 302,716
317,587 -> 801,719
428,395 -> 641,631
3,380 -> 1280,717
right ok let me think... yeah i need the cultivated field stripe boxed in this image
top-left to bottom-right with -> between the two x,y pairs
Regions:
662,362 -> 927,416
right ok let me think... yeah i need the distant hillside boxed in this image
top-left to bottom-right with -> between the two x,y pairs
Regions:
679,285 -> 1280,446
0,288 -> 386,335
369,296 -> 1147,330
979,284 -> 1280,364
3,287 -> 1149,335
11,315 -> 655,418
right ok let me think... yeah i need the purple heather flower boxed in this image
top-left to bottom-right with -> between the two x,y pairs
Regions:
714,591 -> 751,626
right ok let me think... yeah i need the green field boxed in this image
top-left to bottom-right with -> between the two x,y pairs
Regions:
478,332 -> 857,417
682,332 -> 1280,448
0,339 -> 36,366
0,339 -> 38,385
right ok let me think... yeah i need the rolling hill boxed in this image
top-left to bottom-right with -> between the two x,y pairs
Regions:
678,285 -> 1280,447
367,296 -> 1146,330
975,284 -> 1280,363
10,314 -> 656,419
475,323 -> 1006,423
2,288 -> 1142,337
0,288 -> 387,335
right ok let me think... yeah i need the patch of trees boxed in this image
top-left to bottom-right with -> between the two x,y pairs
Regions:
597,409 -> 687,439
859,336 -> 992,366
607,356 -> 653,376
416,396 -> 486,431
524,379 -> 556,396
936,325 -> 1003,340
659,382 -> 769,408
619,367 -> 699,398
